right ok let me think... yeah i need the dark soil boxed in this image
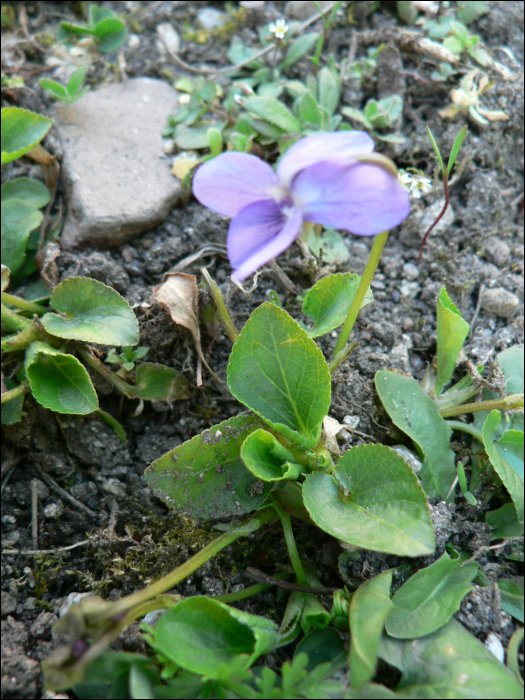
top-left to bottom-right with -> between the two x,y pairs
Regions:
1,1 -> 523,697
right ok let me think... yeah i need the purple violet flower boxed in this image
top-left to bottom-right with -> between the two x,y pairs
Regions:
193,131 -> 410,282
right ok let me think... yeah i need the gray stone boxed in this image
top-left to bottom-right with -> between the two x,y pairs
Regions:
391,445 -> 422,474
52,78 -> 180,249
1,591 -> 17,616
399,280 -> 421,299
482,287 -> 520,317
29,611 -> 58,640
43,502 -> 63,519
399,199 -> 455,247
285,0 -> 330,20
156,23 -> 180,55
197,8 -> 228,31
402,262 -> 420,280
484,236 -> 511,268
101,477 -> 126,498
240,1 -> 266,8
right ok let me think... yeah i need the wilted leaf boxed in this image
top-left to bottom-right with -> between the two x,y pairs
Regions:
153,273 -> 218,386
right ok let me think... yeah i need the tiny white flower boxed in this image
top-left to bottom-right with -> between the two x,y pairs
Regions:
269,18 -> 288,40
399,170 -> 432,199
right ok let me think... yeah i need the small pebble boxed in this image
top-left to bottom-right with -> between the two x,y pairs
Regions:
23,597 -> 38,611
485,632 -> 505,663
101,478 -> 126,498
156,23 -> 180,55
127,34 -> 140,49
391,445 -> 422,474
197,8 -> 228,31
1,591 -> 17,616
43,503 -> 63,519
59,592 -> 93,618
484,237 -> 511,268
399,281 -> 421,299
402,262 -> 420,280
481,287 -> 520,318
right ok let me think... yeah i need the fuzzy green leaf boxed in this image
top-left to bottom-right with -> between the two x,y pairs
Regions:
1,107 -> 53,165
385,552 -> 478,638
300,272 -> 373,338
281,32 -> 320,70
299,91 -> 322,127
318,66 -> 340,116
227,303 -> 331,449
303,444 -> 434,556
244,96 -> 301,133
350,570 -> 393,689
435,286 -> 470,394
497,347 -> 524,395
375,370 -> 456,498
25,342 -> 98,415
483,411 -> 524,523
41,277 -> 139,346
144,415 -> 272,519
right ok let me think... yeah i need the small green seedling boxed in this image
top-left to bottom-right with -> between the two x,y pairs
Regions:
443,21 -> 487,66
40,65 -> 89,104
419,124 -> 468,257
105,345 -> 149,373
57,4 -> 127,54
457,462 -> 477,505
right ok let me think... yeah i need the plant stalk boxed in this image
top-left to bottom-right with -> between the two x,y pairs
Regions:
446,420 -> 483,443
440,393 -> 524,418
200,268 -> 239,343
329,341 -> 358,375
1,382 -> 30,405
95,507 -> 278,623
1,292 -> 47,315
275,505 -> 308,588
333,231 -> 389,355
1,303 -> 33,333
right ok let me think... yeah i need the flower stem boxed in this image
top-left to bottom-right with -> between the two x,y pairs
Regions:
440,393 -> 524,418
333,231 -> 389,355
96,507 -> 278,623
200,268 -> 239,343
1,292 -> 47,315
446,420 -> 483,443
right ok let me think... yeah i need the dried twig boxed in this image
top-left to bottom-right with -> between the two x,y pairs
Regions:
245,567 -> 339,594
31,479 -> 39,554
1,539 -> 90,556
32,460 -> 98,519
460,538 -> 524,567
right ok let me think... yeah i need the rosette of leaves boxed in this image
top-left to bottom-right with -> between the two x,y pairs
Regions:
57,4 -> 127,54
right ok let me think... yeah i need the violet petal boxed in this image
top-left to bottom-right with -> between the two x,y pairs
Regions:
228,201 -> 303,281
193,152 -> 281,218
277,131 -> 374,188
292,161 -> 410,235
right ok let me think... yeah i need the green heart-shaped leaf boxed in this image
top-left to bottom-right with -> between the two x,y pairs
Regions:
41,277 -> 139,346
227,303 -> 331,449
144,415 -> 272,519
303,444 -> 434,556
147,597 -> 278,679
1,177 -> 50,208
301,273 -> 373,338
241,429 -> 302,482
25,342 -> 98,414
1,107 -> 53,165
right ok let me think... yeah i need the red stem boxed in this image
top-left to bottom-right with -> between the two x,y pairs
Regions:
418,174 -> 449,260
